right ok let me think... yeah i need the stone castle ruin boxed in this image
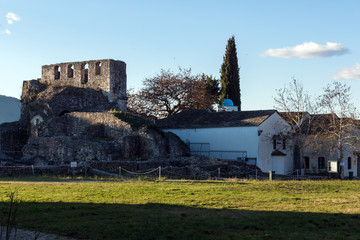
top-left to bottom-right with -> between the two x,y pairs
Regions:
0,59 -> 189,167
40,59 -> 127,110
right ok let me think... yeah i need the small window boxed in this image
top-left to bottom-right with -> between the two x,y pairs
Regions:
304,157 -> 310,169
54,66 -> 60,80
95,62 -> 102,75
348,157 -> 352,169
318,157 -> 325,169
282,139 -> 286,150
67,64 -> 74,78
81,63 -> 88,84
273,139 -> 276,150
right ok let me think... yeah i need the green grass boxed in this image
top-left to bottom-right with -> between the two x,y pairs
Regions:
1,179 -> 360,239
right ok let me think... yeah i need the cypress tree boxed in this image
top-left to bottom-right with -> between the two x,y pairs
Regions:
220,36 -> 241,110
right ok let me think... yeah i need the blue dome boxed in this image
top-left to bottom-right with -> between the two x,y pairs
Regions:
222,99 -> 234,106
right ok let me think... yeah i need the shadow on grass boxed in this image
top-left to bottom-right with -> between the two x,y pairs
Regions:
1,201 -> 359,240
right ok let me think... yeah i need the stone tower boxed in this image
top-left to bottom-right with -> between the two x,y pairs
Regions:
40,59 -> 127,110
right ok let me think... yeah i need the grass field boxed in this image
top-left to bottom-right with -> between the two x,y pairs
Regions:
1,179 -> 360,239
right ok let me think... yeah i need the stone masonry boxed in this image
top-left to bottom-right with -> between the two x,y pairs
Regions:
40,59 -> 127,110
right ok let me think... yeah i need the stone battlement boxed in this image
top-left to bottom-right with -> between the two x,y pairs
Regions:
40,59 -> 127,110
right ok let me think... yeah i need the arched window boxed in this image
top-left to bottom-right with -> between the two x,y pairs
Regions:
81,63 -> 88,84
67,64 -> 74,78
54,66 -> 60,80
95,62 -> 102,75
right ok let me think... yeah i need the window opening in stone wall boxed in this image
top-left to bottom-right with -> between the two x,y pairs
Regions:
81,63 -> 88,84
54,66 -> 60,80
95,62 -> 102,75
67,64 -> 74,78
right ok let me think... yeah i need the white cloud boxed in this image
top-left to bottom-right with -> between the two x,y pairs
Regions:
3,29 -> 11,35
333,63 -> 360,81
262,42 -> 349,59
6,12 -> 21,24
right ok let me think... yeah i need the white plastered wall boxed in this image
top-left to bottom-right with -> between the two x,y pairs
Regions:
258,112 -> 293,174
165,126 -> 259,160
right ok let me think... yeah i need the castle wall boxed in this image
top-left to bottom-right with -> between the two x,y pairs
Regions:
21,111 -> 188,163
40,59 -> 127,109
0,121 -> 28,160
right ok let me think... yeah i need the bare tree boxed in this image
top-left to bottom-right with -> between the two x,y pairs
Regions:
127,68 -> 219,119
317,81 -> 360,178
274,79 -> 360,177
274,78 -> 317,171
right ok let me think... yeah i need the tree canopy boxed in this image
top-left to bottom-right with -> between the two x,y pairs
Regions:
127,68 -> 219,119
220,36 -> 240,110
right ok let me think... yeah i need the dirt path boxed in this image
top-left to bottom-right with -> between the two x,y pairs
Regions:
1,227 -> 80,240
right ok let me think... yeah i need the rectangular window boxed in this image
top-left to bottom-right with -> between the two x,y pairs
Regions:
273,139 -> 276,150
348,157 -> 352,169
54,66 -> 60,80
282,139 -> 286,150
304,157 -> 310,169
81,63 -> 88,84
318,157 -> 325,169
67,64 -> 74,78
95,62 -> 102,75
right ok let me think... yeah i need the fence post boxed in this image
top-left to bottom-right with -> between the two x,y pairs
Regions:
31,165 -> 35,175
84,162 -> 87,177
217,168 -> 220,179
269,170 -> 275,181
119,166 -> 121,178
256,169 -> 258,180
159,166 -> 161,181
296,169 -> 299,179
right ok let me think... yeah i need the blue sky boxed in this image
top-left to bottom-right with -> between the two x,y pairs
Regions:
1,0 -> 360,111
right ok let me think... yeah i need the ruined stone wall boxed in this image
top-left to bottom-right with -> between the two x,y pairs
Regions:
21,84 -> 117,138
40,59 -> 127,110
0,122 -> 28,160
22,136 -> 119,164
65,112 -> 133,140
109,60 -> 127,110
21,111 -> 189,164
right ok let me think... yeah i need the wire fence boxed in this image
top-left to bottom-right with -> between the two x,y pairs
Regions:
0,164 -> 340,181
119,166 -> 162,181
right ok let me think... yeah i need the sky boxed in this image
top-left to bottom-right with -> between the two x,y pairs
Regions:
1,0 -> 360,111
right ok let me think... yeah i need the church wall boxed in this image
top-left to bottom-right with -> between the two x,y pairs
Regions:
164,126 -> 259,161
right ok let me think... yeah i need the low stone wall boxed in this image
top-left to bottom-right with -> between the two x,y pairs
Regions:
0,165 -> 71,177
